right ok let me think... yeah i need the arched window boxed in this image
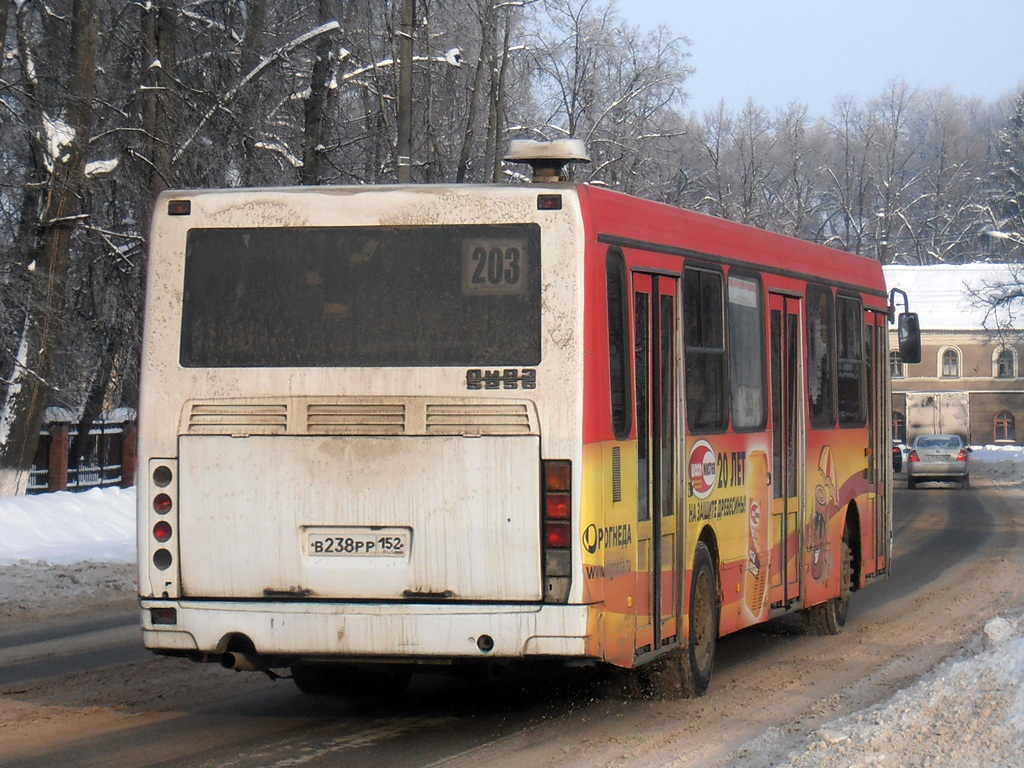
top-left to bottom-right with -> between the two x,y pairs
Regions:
889,350 -> 904,378
940,348 -> 961,378
994,411 -> 1016,443
891,410 -> 907,443
993,347 -> 1016,379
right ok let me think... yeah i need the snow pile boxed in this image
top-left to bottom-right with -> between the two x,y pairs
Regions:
0,486 -> 135,566
776,614 -> 1024,768
970,444 -> 1024,484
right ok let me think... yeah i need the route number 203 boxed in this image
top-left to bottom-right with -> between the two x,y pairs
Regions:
461,238 -> 529,295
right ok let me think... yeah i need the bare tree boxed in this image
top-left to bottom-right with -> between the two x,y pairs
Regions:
0,0 -> 99,496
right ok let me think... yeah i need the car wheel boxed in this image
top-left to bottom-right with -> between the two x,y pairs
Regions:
907,477 -> 916,489
961,476 -> 970,490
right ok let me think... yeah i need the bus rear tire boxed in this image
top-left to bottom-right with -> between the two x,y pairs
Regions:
803,531 -> 853,635
631,541 -> 718,700
679,542 -> 719,697
291,662 -> 412,698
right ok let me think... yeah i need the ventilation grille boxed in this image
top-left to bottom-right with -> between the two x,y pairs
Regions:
184,400 -> 535,436
425,404 -> 532,435
612,446 -> 622,502
307,403 -> 406,435
187,403 -> 288,434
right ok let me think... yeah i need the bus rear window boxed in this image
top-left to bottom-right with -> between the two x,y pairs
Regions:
179,225 -> 542,367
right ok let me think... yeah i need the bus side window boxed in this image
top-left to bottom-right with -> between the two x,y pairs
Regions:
607,249 -> 632,440
807,285 -> 836,428
837,295 -> 866,426
728,274 -> 767,430
683,267 -> 728,431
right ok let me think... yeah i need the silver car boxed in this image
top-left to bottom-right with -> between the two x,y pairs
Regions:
907,434 -> 970,489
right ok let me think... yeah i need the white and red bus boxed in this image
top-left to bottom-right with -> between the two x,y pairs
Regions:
137,140 -> 919,696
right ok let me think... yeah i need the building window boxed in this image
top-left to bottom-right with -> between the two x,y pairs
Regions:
892,410 -> 906,443
890,350 -> 904,378
994,347 -> 1016,379
940,348 -> 961,378
994,410 -> 1016,443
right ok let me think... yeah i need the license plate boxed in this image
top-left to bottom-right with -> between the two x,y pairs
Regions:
306,527 -> 410,558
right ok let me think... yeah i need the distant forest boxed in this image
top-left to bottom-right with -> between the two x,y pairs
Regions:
0,0 -> 1022,492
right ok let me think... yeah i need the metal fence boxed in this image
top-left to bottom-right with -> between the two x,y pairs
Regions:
28,420 -> 136,494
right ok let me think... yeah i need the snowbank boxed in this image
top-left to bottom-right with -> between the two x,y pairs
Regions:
767,614 -> 1024,767
0,486 -> 135,566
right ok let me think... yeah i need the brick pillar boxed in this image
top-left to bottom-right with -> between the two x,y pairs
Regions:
121,421 -> 138,488
48,424 -> 70,492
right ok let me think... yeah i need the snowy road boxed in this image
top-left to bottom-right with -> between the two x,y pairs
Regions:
1,480 -> 1022,766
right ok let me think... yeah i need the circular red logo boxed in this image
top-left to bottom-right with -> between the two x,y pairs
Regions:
688,440 -> 717,499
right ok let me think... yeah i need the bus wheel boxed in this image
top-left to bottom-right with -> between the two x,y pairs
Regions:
631,542 -> 718,700
291,662 -> 412,698
804,529 -> 853,635
291,662 -> 340,695
679,542 -> 719,697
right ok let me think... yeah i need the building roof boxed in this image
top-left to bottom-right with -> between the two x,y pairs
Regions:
883,264 -> 1021,332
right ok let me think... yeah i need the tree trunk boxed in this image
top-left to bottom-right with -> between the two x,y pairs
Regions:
456,1 -> 496,184
142,0 -> 178,199
0,0 -> 99,496
300,0 -> 337,185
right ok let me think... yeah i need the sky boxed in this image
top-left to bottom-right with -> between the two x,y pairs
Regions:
622,0 -> 1024,118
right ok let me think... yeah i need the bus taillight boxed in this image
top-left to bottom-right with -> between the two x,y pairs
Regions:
153,520 -> 173,543
545,521 -> 571,548
542,460 -> 572,603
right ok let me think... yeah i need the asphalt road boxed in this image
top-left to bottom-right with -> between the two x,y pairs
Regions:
3,482 -> 1022,768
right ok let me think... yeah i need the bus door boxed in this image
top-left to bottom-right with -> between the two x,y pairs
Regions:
866,311 -> 890,574
633,272 -> 679,654
769,293 -> 804,608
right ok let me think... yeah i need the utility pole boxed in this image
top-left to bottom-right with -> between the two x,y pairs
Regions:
397,0 -> 414,183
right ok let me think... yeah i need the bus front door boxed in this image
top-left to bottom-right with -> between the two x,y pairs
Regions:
769,293 -> 804,609
633,272 -> 679,655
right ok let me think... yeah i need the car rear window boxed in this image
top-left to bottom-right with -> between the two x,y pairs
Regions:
916,436 -> 961,449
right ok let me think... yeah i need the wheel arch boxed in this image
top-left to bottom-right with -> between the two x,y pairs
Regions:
844,500 -> 862,592
696,524 -> 721,586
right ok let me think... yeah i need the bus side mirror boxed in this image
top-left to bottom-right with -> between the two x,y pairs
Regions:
897,312 -> 922,364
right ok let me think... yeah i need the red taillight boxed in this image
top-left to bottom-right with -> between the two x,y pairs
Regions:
546,494 -> 571,519
153,520 -> 173,542
541,460 -> 572,602
153,493 -> 172,514
908,450 -> 919,462
957,450 -> 968,462
545,521 -> 572,548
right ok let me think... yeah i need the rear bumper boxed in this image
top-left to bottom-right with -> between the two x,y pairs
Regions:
140,599 -> 594,661
908,462 -> 968,479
